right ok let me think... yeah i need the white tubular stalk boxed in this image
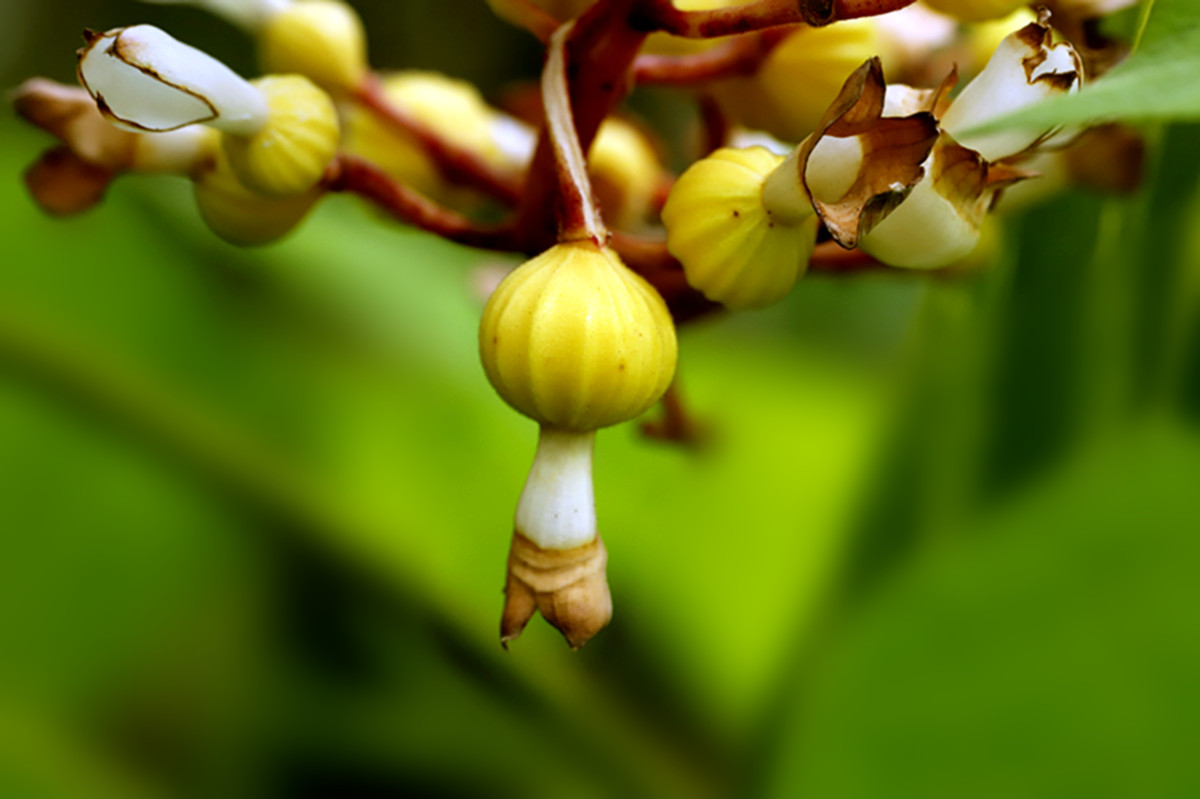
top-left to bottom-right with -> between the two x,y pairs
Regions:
801,135 -> 864,204
515,426 -> 597,550
140,0 -> 292,31
761,147 -> 816,227
78,25 -> 268,135
940,18 -> 1082,161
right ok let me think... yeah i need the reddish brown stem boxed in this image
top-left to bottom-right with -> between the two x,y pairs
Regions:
516,0 -> 649,251
697,93 -> 731,155
351,75 -> 524,206
641,379 -> 705,446
632,0 -> 915,35
633,33 -> 777,85
634,0 -> 814,37
326,155 -> 516,251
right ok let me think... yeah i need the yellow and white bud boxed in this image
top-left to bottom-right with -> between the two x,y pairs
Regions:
940,17 -> 1083,161
663,147 -> 817,310
344,72 -> 521,200
259,0 -> 368,94
709,20 -> 882,142
77,25 -> 268,136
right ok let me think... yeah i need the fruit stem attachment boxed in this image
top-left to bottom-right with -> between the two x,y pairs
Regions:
543,23 -> 608,245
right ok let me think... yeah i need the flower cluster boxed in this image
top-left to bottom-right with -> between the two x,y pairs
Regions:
13,0 -> 1134,648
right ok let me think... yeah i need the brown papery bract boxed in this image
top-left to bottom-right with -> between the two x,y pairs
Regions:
501,533 -> 612,649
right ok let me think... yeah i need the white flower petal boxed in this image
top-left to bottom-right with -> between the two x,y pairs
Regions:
940,19 -> 1082,161
78,25 -> 267,135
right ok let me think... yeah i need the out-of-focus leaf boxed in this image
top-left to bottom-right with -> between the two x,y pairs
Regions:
762,423 -> 1200,798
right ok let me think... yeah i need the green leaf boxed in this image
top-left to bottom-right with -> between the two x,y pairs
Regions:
962,0 -> 1200,133
762,423 -> 1200,798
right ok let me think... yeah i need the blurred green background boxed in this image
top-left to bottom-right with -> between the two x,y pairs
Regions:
3,1 -> 1200,797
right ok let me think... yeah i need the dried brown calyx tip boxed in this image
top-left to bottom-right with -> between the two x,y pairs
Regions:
501,532 -> 612,650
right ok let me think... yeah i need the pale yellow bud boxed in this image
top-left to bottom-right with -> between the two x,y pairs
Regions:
222,75 -> 340,197
259,0 -> 368,94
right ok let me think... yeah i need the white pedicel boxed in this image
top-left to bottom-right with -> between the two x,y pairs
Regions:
515,428 -> 597,550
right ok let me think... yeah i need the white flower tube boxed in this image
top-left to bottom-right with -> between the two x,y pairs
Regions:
77,25 -> 268,135
940,15 -> 1082,161
515,427 -> 597,551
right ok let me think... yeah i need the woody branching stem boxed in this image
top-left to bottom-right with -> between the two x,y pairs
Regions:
633,32 -> 782,86
633,0 -> 917,36
327,154 -> 517,250
351,75 -> 524,204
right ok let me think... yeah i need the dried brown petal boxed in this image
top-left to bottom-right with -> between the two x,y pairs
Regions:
795,58 -> 940,248
501,532 -> 612,649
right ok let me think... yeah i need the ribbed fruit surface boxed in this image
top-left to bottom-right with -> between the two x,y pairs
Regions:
663,147 -> 817,310
480,242 -> 677,432
223,75 -> 339,198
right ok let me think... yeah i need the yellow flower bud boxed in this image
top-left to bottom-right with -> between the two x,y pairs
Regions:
923,0 -> 1030,23
259,0 -> 368,94
194,147 -> 322,246
662,147 -> 818,310
479,241 -> 677,432
222,75 -> 340,198
709,20 -> 882,142
588,118 -> 663,231
344,72 -> 519,200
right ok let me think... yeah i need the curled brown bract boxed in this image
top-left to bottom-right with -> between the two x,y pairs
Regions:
796,58 -> 939,248
935,134 -> 1036,223
501,532 -> 612,649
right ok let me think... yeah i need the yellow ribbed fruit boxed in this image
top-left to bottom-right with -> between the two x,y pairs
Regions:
923,0 -> 1029,22
710,20 -> 880,142
480,242 -> 678,432
662,147 -> 818,309
588,118 -> 662,230
222,75 -> 340,198
344,72 -> 514,200
259,0 -> 367,93
194,148 -> 322,246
